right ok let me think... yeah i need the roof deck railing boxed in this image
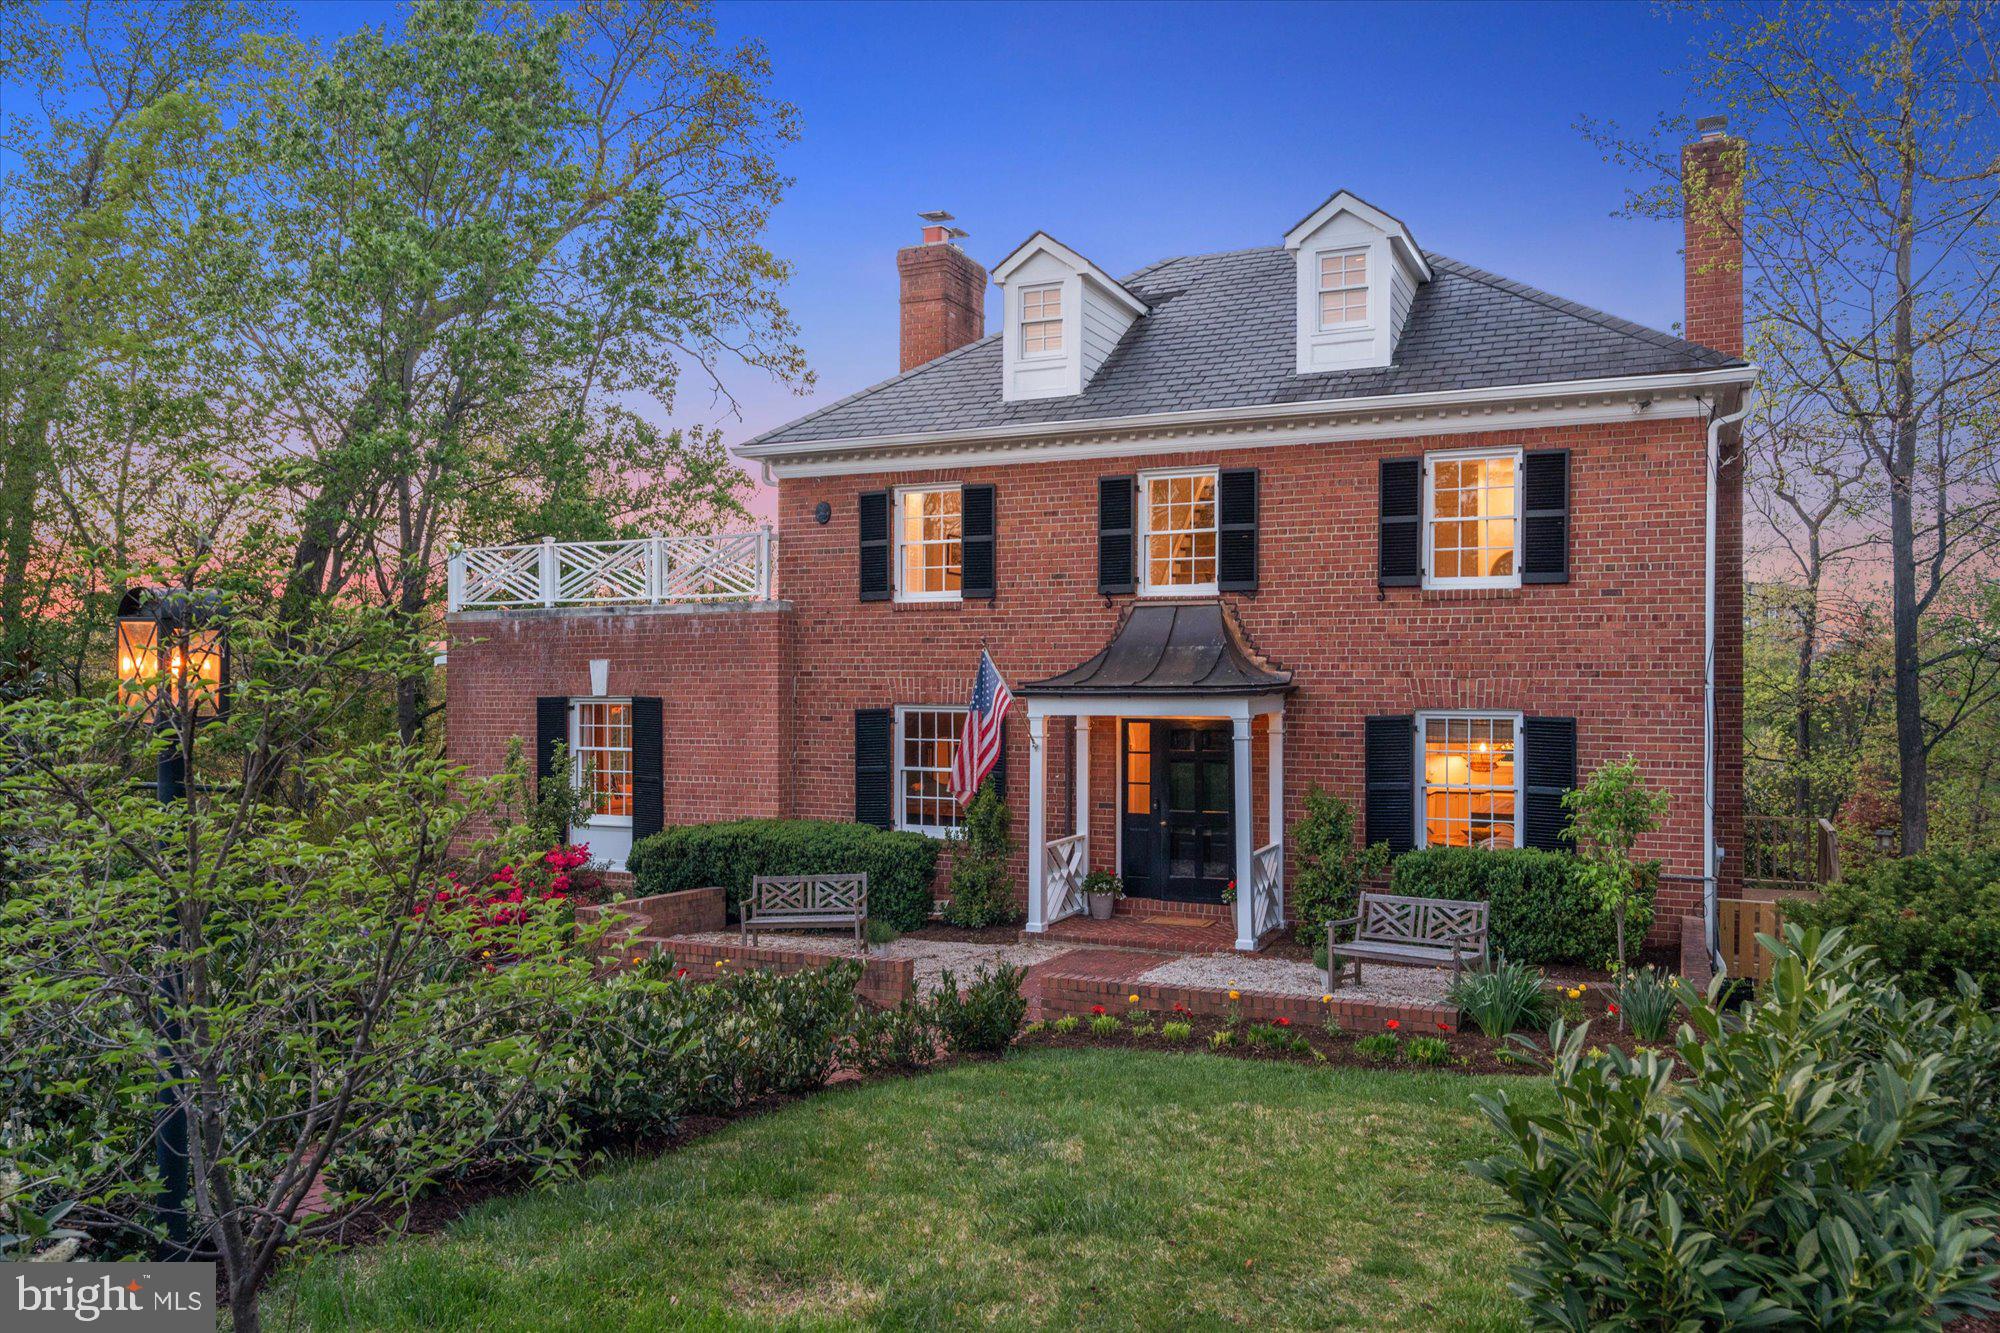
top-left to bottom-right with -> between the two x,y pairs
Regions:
447,529 -> 776,612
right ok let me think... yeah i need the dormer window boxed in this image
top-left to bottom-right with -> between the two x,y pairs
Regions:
1317,250 -> 1368,329
1021,285 -> 1063,356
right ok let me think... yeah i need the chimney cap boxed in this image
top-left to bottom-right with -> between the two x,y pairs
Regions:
1696,114 -> 1729,140
917,209 -> 955,224
916,209 -> 969,245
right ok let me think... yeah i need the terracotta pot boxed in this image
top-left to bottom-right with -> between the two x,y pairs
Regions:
1087,892 -> 1117,921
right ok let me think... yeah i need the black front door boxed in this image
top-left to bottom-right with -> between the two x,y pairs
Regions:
1120,719 -> 1234,903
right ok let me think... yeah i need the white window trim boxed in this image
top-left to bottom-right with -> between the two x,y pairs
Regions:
1315,246 -> 1372,332
1019,282 -> 1064,360
1413,709 -> 1525,850
893,482 -> 964,604
895,704 -> 969,837
570,697 -> 634,828
1422,445 -> 1525,591
1137,466 -> 1220,598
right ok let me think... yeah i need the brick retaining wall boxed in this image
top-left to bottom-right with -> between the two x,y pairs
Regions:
576,887 -> 727,944
1034,968 -> 1459,1034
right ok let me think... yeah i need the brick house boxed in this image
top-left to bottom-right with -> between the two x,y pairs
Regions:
446,122 -> 1754,962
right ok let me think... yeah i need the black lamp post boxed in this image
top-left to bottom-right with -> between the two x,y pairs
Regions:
115,587 -> 228,1255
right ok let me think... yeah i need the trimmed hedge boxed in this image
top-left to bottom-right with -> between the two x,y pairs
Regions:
1388,847 -> 1655,967
1786,850 -> 2000,999
626,820 -> 941,933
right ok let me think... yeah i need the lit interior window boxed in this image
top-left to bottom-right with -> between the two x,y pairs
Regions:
1022,285 -> 1063,354
1422,715 -> 1516,848
573,701 -> 633,819
900,708 -> 966,833
1317,251 -> 1368,328
1429,455 -> 1518,581
1125,721 -> 1152,815
1144,471 -> 1217,590
898,486 -> 962,598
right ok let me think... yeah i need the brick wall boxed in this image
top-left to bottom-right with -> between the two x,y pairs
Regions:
897,241 -> 986,374
575,887 -> 728,945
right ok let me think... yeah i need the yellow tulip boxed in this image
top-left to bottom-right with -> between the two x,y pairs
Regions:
1228,990 -> 1240,1001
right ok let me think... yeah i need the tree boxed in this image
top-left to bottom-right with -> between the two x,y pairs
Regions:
1563,758 -> 1671,975
1587,0 -> 2000,852
1287,784 -> 1389,949
943,780 -> 1016,928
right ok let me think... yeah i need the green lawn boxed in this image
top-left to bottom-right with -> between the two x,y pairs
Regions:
265,1049 -> 1546,1331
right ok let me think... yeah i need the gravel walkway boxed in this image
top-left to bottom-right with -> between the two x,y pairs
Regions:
1137,952 -> 1456,1005
669,931 -> 1077,996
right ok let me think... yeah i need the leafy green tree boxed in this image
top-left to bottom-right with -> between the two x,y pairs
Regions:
944,781 -> 1016,929
1562,758 -> 1670,975
1288,784 -> 1388,948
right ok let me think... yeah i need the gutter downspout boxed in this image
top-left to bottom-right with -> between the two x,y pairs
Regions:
1704,392 -> 1753,976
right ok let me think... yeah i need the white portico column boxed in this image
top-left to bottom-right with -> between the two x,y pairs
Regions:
1233,713 -> 1256,951
1268,712 -> 1286,927
1073,716 -> 1090,840
1025,711 -> 1049,934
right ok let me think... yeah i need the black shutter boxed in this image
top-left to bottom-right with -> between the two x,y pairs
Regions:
1522,450 -> 1570,584
961,484 -> 996,599
855,708 -> 893,829
1379,458 -> 1422,586
988,716 -> 1007,798
631,697 -> 664,842
1218,468 -> 1259,592
1522,716 -> 1577,850
535,697 -> 568,793
1364,715 -> 1416,855
1097,475 -> 1135,595
859,490 -> 890,602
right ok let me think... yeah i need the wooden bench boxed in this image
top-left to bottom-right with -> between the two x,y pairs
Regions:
1326,892 -> 1490,990
741,873 -> 868,949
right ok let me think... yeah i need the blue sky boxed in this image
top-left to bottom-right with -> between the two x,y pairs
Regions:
306,1 -> 1711,516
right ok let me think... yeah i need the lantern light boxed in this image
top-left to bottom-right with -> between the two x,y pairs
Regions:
115,587 -> 229,721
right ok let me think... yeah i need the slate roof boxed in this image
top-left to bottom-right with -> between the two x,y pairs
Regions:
742,246 -> 1744,451
1017,601 -> 1294,697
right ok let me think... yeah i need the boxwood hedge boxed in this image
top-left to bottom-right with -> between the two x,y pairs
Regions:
625,819 -> 942,932
1388,846 -> 1653,967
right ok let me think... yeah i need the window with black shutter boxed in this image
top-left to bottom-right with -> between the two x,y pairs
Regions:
1378,458 -> 1422,586
1217,468 -> 1259,592
1097,475 -> 1135,594
854,708 -> 892,828
1521,716 -> 1577,850
961,484 -> 996,598
1522,450 -> 1570,584
858,491 -> 890,601
631,697 -> 664,842
1363,715 -> 1416,854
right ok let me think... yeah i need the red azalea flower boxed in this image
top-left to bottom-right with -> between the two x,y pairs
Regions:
1091,1005 -> 1106,1016
1386,1019 -> 1400,1031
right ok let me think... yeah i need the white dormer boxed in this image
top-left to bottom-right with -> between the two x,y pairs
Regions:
1282,191 -> 1431,375
992,232 -> 1148,402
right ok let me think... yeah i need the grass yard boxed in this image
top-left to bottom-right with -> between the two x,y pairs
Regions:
265,1049 -> 1547,1331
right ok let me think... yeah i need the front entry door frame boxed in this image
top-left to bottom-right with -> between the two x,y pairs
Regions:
1023,692 -> 1285,951
1121,718 -> 1235,903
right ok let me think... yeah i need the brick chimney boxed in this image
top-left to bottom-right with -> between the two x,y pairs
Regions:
1682,115 -> 1746,357
897,211 -> 986,373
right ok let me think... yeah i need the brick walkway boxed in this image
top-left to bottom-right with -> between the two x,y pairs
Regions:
1033,913 -> 1238,954
1020,948 -> 1167,1020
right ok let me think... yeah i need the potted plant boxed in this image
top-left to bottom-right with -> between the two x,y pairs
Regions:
1082,870 -> 1123,921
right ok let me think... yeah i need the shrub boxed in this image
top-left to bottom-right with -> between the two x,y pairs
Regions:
1611,966 -> 1682,1042
1448,959 -> 1549,1038
1390,847 -> 1653,967
930,964 -> 1027,1054
849,999 -> 937,1075
1471,926 -> 2000,1330
1162,1021 -> 1193,1042
943,782 -> 1018,928
1355,1033 -> 1399,1061
1289,785 -> 1391,948
1089,1014 -> 1123,1038
1562,758 -> 1670,973
1786,850 -> 2000,998
1404,1035 -> 1453,1066
864,918 -> 901,947
626,819 -> 941,932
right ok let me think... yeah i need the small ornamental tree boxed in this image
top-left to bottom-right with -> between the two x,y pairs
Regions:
1288,784 -> 1390,948
1562,757 -> 1669,975
944,780 -> 1016,928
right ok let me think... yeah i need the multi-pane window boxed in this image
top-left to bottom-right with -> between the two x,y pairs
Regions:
1124,721 -> 1152,817
897,485 -> 962,600
1420,714 -> 1517,849
1428,452 -> 1519,585
1141,469 -> 1218,593
572,700 -> 633,820
1317,250 -> 1368,328
1021,284 -> 1063,355
898,707 -> 966,834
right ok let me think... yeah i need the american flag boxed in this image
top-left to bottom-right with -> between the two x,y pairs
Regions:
951,649 -> 1014,805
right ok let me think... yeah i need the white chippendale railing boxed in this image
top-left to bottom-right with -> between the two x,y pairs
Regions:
1043,832 -> 1089,927
1251,840 -> 1284,939
447,529 -> 776,611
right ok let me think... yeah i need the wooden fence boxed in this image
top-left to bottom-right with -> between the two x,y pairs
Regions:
1716,898 -> 1791,983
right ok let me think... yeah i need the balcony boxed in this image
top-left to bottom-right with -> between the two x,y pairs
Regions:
446,530 -> 777,612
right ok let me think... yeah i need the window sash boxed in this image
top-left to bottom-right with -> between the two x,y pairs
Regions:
1424,449 -> 1522,588
1139,469 -> 1219,594
1316,249 -> 1368,329
897,707 -> 967,835
571,699 -> 634,824
1021,284 -> 1063,356
1416,711 -> 1521,849
895,485 -> 963,601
